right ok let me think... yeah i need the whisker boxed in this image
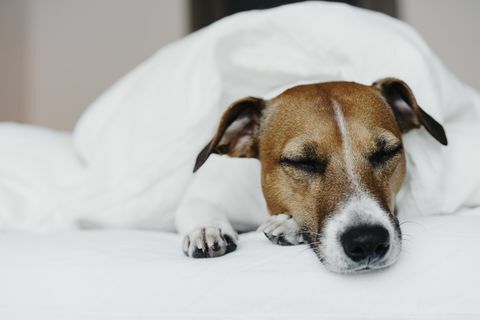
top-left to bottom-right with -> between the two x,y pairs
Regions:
400,220 -> 426,229
291,246 -> 315,258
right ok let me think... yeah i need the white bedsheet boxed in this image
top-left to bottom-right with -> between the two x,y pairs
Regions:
1,213 -> 480,319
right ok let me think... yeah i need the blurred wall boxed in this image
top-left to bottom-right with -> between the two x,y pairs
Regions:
0,0 -> 479,130
398,0 -> 480,92
0,0 -> 188,130
0,1 -> 27,123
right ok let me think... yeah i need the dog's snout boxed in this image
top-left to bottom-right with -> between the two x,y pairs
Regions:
340,225 -> 390,262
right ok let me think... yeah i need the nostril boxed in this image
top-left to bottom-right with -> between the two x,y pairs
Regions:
349,246 -> 366,260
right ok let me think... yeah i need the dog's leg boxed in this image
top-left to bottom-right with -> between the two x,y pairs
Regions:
176,155 -> 267,258
258,214 -> 307,246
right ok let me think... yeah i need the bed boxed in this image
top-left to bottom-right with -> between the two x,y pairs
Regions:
1,2 -> 480,319
1,213 -> 480,319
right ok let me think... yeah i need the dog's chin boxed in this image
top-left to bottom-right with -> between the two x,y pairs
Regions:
314,241 -> 402,274
320,256 -> 399,274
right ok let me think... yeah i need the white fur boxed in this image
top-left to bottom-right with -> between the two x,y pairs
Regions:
333,100 -> 359,187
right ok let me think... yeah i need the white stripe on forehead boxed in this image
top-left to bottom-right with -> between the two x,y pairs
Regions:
332,100 -> 360,189
321,101 -> 401,273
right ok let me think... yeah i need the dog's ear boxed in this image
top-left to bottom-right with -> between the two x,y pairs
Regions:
193,97 -> 265,172
373,77 -> 447,146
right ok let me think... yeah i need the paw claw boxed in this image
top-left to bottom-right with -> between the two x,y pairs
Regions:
192,246 -> 206,258
211,241 -> 221,252
183,227 -> 238,258
223,234 -> 237,253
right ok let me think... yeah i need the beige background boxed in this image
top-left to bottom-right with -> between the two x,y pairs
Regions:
0,0 -> 188,130
0,0 -> 479,130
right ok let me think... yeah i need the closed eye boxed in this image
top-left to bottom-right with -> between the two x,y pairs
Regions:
279,157 -> 327,174
369,144 -> 403,167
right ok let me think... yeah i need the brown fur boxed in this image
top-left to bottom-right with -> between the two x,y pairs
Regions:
194,79 -> 447,235
258,82 -> 405,234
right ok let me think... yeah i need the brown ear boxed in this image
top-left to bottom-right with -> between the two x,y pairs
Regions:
193,97 -> 265,172
373,77 -> 447,146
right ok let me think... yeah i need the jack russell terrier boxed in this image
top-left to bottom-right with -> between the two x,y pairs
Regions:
180,78 -> 447,273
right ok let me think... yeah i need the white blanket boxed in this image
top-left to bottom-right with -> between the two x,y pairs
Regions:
1,1 -> 480,232
1,213 -> 480,319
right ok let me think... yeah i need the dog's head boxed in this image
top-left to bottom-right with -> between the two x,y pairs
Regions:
194,78 -> 447,273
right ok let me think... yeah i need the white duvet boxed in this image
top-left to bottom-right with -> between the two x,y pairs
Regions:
1,2 -> 480,231
1,2 -> 480,318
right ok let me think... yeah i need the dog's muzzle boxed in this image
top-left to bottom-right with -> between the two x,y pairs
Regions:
315,194 -> 402,273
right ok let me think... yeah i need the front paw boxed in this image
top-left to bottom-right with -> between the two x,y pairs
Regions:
183,227 -> 238,258
258,214 -> 306,246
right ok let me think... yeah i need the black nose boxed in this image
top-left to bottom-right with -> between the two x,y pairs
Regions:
340,225 -> 390,262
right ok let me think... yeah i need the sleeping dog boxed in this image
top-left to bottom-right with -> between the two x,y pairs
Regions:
180,78 -> 447,273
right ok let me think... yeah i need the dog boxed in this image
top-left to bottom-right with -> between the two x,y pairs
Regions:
178,78 -> 447,273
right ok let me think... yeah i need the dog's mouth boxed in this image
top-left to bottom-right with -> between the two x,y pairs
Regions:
340,255 -> 399,274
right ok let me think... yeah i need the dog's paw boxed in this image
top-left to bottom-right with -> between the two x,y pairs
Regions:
258,214 -> 306,246
182,227 -> 238,258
